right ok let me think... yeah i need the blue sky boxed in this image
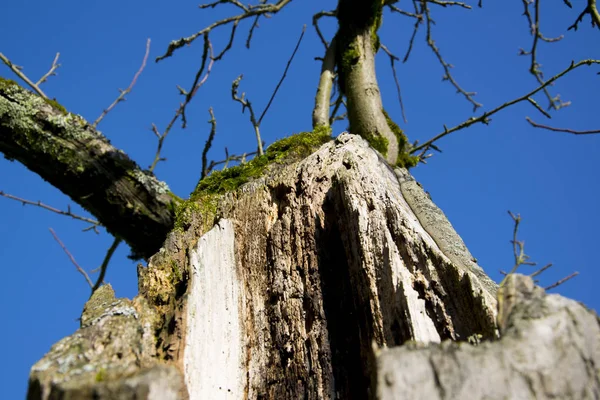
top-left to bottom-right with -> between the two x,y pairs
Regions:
1,1 -> 598,397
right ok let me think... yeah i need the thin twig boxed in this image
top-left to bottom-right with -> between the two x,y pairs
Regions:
545,272 -> 579,290
49,228 -> 93,289
231,75 -> 264,155
412,59 -> 600,154
91,237 -> 122,294
0,191 -> 100,226
93,39 -> 151,128
526,117 -> 600,135
202,108 -> 217,178
36,53 -> 61,86
258,24 -> 306,125
0,52 -> 48,98
150,39 -> 215,171
381,43 -> 408,123
157,0 -> 292,61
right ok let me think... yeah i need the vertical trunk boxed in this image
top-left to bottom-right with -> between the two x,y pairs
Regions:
335,0 -> 400,165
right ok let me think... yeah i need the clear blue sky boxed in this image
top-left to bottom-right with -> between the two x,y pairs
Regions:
1,1 -> 597,397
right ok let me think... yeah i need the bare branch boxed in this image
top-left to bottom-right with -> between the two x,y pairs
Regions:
0,52 -> 48,99
526,117 -> 600,135
157,0 -> 293,62
202,108 -> 218,179
421,0 -> 482,111
412,59 -> 600,154
259,24 -> 306,125
312,9 -> 337,49
91,237 -> 122,294
0,191 -> 100,227
568,0 -> 600,32
231,75 -> 263,155
36,53 -> 61,86
49,228 -> 94,289
545,272 -> 579,291
150,38 -> 215,171
93,39 -> 151,128
313,37 -> 337,128
381,43 -> 407,123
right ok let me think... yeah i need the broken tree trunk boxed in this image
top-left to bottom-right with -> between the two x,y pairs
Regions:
27,133 -> 600,399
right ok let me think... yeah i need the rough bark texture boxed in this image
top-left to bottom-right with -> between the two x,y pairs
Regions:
376,273 -> 600,400
0,78 -> 176,259
27,134 -> 599,399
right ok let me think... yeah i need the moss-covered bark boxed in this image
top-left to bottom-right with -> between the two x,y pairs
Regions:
0,78 -> 177,259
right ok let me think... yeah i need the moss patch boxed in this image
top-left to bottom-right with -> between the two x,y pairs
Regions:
192,129 -> 332,196
382,109 -> 420,169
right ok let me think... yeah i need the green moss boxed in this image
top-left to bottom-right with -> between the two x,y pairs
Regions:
363,132 -> 389,157
174,194 -> 218,233
95,368 -> 107,382
170,259 -> 182,281
44,98 -> 67,115
193,130 -> 332,196
0,77 -> 19,90
382,109 -> 420,169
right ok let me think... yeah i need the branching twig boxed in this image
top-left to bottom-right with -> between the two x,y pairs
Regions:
412,59 -> 600,155
312,9 -> 336,48
421,0 -> 481,111
157,0 -> 293,62
526,117 -> 600,135
91,237 -> 122,294
0,191 -> 100,227
150,39 -> 215,171
93,39 -> 151,128
36,53 -> 61,86
0,52 -> 48,99
519,0 -> 567,111
381,43 -> 407,123
259,25 -> 305,125
202,108 -> 218,179
500,211 -> 578,290
231,75 -> 263,155
49,228 -> 94,289
567,0 -> 600,32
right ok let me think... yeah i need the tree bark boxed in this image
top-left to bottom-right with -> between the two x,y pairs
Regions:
335,0 -> 400,165
26,133 -> 534,399
0,78 -> 177,259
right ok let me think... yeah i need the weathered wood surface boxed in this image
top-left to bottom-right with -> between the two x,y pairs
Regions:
28,134 -> 598,400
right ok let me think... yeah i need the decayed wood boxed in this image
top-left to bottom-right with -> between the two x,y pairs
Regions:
172,133 -> 497,399
28,133 -> 596,400
0,79 -> 176,259
375,273 -> 600,400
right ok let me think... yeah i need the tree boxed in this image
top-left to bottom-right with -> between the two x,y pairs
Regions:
1,0 -> 598,398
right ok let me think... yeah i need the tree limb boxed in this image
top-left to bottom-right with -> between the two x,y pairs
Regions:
0,80 -> 177,259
